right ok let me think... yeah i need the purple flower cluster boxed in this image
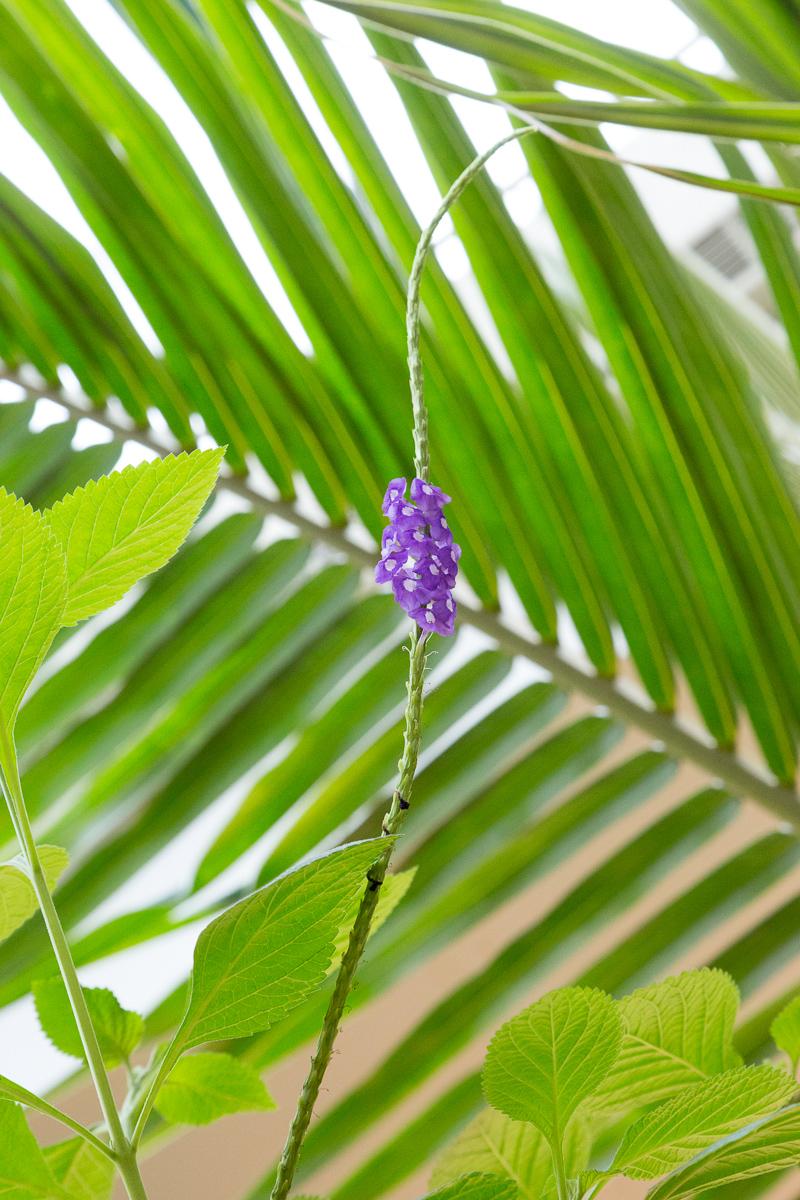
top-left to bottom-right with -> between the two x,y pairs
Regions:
375,476 -> 460,636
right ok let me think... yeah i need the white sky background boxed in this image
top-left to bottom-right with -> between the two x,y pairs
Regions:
0,0 -> 738,1093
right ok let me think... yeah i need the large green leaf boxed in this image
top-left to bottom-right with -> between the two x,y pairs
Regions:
647,1106 -> 800,1199
482,986 -> 621,1141
606,1065 -> 795,1180
174,839 -> 383,1050
44,449 -> 223,625
588,970 -> 742,1114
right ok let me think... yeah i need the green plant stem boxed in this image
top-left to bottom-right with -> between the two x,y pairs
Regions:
116,1148 -> 150,1200
269,124 -> 547,1200
129,1043 -> 181,1148
551,1135 -> 570,1200
270,628 -> 428,1200
0,732 -> 148,1200
405,124 -> 536,479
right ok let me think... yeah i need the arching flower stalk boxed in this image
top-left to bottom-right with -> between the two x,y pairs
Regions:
269,125 -> 536,1200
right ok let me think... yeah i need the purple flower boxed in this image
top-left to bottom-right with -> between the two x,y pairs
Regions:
382,477 -> 407,515
410,478 -> 451,512
375,476 -> 459,636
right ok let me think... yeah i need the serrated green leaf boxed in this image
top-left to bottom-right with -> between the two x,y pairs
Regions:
431,1108 -> 590,1198
425,1173 -> 518,1200
175,839 -> 385,1050
647,1105 -> 800,1199
770,994 -> 800,1072
588,969 -> 742,1115
610,1064 -> 795,1180
432,1108 -> 552,1197
44,1139 -> 113,1200
0,1100 -> 65,1199
0,846 -> 68,943
33,978 -> 144,1067
44,449 -> 223,625
482,986 -> 621,1144
0,489 -> 66,737
154,1051 -> 274,1125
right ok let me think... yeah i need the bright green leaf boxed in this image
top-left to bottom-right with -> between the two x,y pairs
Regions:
771,994 -> 800,1072
0,1100 -> 64,1198
45,449 -> 223,625
0,489 -> 66,737
482,986 -> 621,1143
176,839 -> 385,1049
431,1108 -> 590,1199
154,1051 -> 274,1125
425,1173 -> 518,1200
44,1139 -> 113,1200
588,969 -> 741,1114
0,847 -> 68,943
33,978 -> 144,1067
647,1105 -> 800,1199
610,1064 -> 795,1180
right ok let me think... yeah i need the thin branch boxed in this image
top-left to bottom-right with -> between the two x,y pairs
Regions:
3,369 -> 799,828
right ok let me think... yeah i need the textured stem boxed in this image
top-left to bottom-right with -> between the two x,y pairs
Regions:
551,1136 -> 569,1200
0,732 -> 148,1200
116,1149 -> 150,1200
270,629 -> 428,1200
405,125 -> 537,481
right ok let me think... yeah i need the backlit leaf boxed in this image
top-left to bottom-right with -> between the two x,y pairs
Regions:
45,449 -> 223,625
33,978 -> 144,1067
610,1064 -> 795,1180
154,1052 -> 273,1125
482,986 -> 621,1142
176,839 -> 384,1049
0,847 -> 68,943
647,1105 -> 800,1199
44,1139 -> 113,1200
589,970 -> 741,1114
